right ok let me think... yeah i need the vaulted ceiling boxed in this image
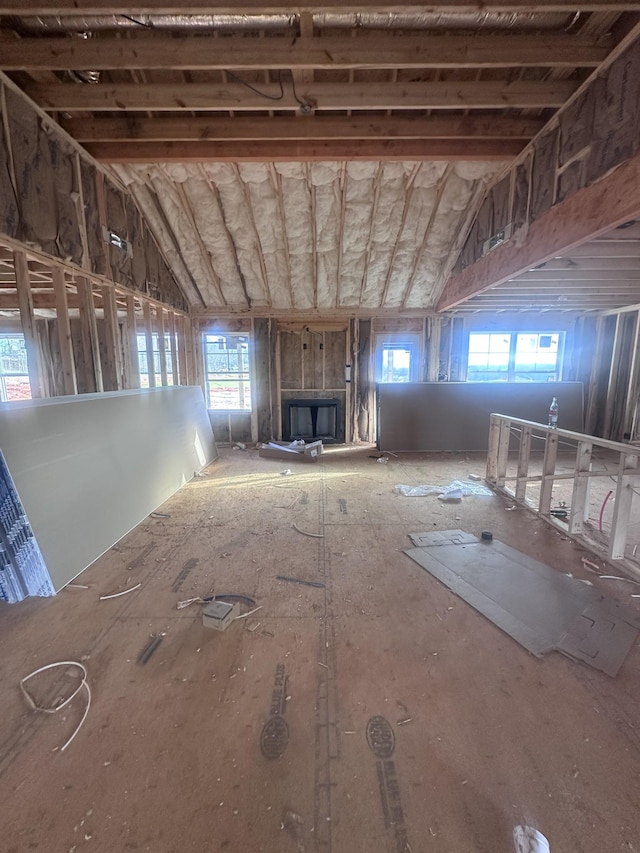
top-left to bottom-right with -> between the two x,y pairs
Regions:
1,3 -> 638,315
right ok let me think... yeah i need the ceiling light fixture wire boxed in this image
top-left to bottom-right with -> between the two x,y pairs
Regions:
226,69 -> 284,101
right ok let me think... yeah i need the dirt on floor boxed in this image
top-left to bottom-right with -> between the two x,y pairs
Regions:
1,446 -> 640,853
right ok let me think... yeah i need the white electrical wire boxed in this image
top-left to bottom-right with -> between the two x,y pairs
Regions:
99,582 -> 142,600
20,661 -> 91,752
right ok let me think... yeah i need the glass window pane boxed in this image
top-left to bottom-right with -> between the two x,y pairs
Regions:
0,335 -> 32,402
204,334 -> 251,410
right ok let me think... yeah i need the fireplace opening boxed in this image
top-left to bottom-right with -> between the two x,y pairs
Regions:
282,398 -> 342,444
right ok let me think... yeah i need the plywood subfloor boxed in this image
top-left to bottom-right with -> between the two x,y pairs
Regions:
1,447 -> 640,852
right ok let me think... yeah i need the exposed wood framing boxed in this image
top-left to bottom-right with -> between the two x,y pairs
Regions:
101,284 -> 123,390
63,115 -> 545,144
157,305 -> 168,386
26,81 -> 577,114
51,267 -> 77,395
2,34 -> 610,72
13,249 -> 44,398
0,72 -> 188,312
167,311 -> 179,387
76,275 -> 103,393
142,300 -> 156,389
437,151 -> 640,310
87,139 -> 523,164
125,292 -> 141,389
603,314 -> 626,437
487,413 -> 640,571
177,314 -> 189,385
4,2 -> 636,16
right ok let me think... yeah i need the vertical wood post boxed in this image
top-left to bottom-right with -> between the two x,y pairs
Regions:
515,425 -> 532,502
142,300 -> 156,388
125,293 -> 140,389
569,441 -> 593,535
101,284 -> 123,390
52,267 -> 78,395
177,314 -> 188,384
157,306 -> 168,386
168,312 -> 179,385
539,430 -> 559,515
608,453 -> 639,560
13,249 -> 44,398
77,276 -> 103,392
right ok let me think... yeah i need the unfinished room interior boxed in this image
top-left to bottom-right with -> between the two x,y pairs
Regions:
3,2 -> 640,851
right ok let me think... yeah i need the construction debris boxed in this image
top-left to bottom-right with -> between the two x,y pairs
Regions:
20,661 -> 91,752
138,635 -> 163,664
99,582 -> 142,601
276,575 -> 326,589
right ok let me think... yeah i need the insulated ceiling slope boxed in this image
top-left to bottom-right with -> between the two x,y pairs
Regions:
111,159 -> 505,314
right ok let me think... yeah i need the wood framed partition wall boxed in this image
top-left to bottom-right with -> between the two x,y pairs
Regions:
0,238 -> 197,399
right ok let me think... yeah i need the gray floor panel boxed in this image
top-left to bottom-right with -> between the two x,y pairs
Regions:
404,531 -> 640,676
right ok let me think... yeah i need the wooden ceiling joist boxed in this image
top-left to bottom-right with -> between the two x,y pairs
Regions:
0,34 -> 611,72
63,115 -> 545,144
86,138 -> 525,162
24,80 -> 578,113
1,1 -> 638,14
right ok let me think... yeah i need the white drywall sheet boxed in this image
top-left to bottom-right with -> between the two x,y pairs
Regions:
0,386 -> 217,591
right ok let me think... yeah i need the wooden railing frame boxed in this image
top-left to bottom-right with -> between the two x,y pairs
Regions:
486,413 -> 640,570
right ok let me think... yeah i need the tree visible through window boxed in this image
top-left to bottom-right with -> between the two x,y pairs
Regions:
0,334 -> 31,401
204,334 -> 251,410
467,332 -> 562,381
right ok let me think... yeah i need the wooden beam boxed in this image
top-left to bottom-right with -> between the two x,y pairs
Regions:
437,151 -> 640,311
177,313 -> 188,385
167,311 -> 179,386
125,292 -> 141,389
13,249 -> 44,398
509,268 -> 640,282
0,33 -> 610,71
142,300 -> 156,388
156,305 -> 168,386
87,138 -> 525,163
52,267 -> 78,395
0,292 -> 83,308
2,2 -> 637,14
101,284 -> 123,390
63,114 -> 545,143
25,80 -> 577,112
76,276 -> 103,393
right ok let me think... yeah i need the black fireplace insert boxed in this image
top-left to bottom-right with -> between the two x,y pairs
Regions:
282,398 -> 342,444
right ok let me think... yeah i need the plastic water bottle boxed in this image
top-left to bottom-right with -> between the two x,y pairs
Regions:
548,397 -> 558,429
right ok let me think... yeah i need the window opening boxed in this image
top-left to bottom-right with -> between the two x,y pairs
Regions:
467,332 -> 563,382
375,333 -> 421,383
204,333 -> 251,410
137,334 -> 174,387
0,334 -> 32,401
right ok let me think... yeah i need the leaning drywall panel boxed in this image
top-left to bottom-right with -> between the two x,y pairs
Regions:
0,386 -> 217,591
378,381 -> 583,451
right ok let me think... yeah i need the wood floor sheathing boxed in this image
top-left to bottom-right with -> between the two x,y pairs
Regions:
2,446 -> 640,852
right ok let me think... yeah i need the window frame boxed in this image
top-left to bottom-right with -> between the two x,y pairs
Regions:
136,333 -> 174,387
466,331 -> 565,382
0,333 -> 32,402
374,332 -> 422,384
203,332 -> 252,412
